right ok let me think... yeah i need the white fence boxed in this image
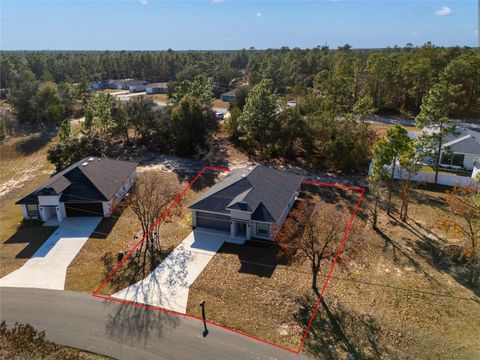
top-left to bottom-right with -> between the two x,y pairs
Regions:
370,163 -> 479,187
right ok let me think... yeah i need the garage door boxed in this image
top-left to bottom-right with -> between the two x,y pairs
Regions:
196,212 -> 231,232
65,202 -> 103,217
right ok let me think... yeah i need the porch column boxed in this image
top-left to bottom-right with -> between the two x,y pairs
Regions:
191,210 -> 197,227
230,222 -> 235,237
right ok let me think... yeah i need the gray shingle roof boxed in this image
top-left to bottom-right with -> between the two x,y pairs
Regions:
189,165 -> 303,223
16,157 -> 137,204
443,128 -> 480,154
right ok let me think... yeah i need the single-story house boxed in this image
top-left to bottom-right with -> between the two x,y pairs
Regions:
220,89 -> 237,103
89,81 -> 106,90
146,82 -> 169,94
17,157 -> 137,222
127,80 -> 149,93
440,128 -> 480,170
105,79 -> 129,90
188,165 -> 303,241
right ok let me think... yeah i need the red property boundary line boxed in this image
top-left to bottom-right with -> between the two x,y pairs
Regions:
91,166 -> 365,355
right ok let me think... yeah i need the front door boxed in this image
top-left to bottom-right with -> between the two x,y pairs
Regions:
236,222 -> 247,237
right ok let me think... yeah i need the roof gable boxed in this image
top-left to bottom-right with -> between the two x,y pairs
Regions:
189,165 -> 303,223
16,157 -> 137,205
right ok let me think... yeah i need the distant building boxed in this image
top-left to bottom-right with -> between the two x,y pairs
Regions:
89,81 -> 106,90
127,80 -> 149,93
146,82 -> 169,94
220,89 -> 237,103
104,79 -> 128,90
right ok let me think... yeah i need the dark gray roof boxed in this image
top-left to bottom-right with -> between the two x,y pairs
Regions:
189,165 -> 303,223
16,157 -> 137,204
126,80 -> 149,87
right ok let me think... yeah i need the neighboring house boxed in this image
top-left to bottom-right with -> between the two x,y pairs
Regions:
188,165 -> 303,241
146,82 -> 169,94
127,80 -> 149,93
220,89 -> 237,103
440,128 -> 480,170
17,157 -> 137,222
105,79 -> 128,90
89,81 -> 106,90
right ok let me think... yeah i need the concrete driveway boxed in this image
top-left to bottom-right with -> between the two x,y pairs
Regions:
112,229 -> 240,313
0,217 -> 102,290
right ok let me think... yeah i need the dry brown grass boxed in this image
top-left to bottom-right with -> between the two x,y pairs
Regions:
213,99 -> 230,109
369,123 -> 421,138
146,93 -> 169,102
0,133 -> 57,276
300,187 -> 480,359
188,185 -> 480,358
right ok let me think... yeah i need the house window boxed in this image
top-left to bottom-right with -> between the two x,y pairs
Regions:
26,204 -> 39,217
256,223 -> 270,237
441,152 -> 464,167
452,154 -> 465,167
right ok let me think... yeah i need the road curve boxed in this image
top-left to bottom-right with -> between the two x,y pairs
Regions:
0,287 -> 307,360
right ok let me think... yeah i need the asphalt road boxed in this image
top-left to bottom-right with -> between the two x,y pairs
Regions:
0,287 -> 307,360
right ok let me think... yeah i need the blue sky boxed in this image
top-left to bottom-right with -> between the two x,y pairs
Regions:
1,0 -> 478,50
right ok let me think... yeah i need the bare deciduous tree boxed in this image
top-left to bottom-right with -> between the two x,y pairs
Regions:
441,183 -> 480,286
275,200 -> 364,293
127,172 -> 181,272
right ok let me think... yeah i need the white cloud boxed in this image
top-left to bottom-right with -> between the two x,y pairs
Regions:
434,6 -> 451,16
256,12 -> 262,18
139,0 -> 148,5
212,0 -> 224,3
411,32 -> 419,36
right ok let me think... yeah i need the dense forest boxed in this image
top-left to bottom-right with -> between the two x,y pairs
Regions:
1,44 -> 479,115
1,44 -> 479,174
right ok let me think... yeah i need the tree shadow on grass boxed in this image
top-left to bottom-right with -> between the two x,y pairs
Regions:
382,212 -> 479,297
374,225 -> 442,288
13,132 -> 53,155
295,293 -> 393,360
104,301 -> 180,346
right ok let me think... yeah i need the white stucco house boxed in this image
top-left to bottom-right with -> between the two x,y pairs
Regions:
188,165 -> 303,241
17,157 -> 137,222
439,127 -> 480,171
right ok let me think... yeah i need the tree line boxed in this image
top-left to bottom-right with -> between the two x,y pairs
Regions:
2,44 -> 479,115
